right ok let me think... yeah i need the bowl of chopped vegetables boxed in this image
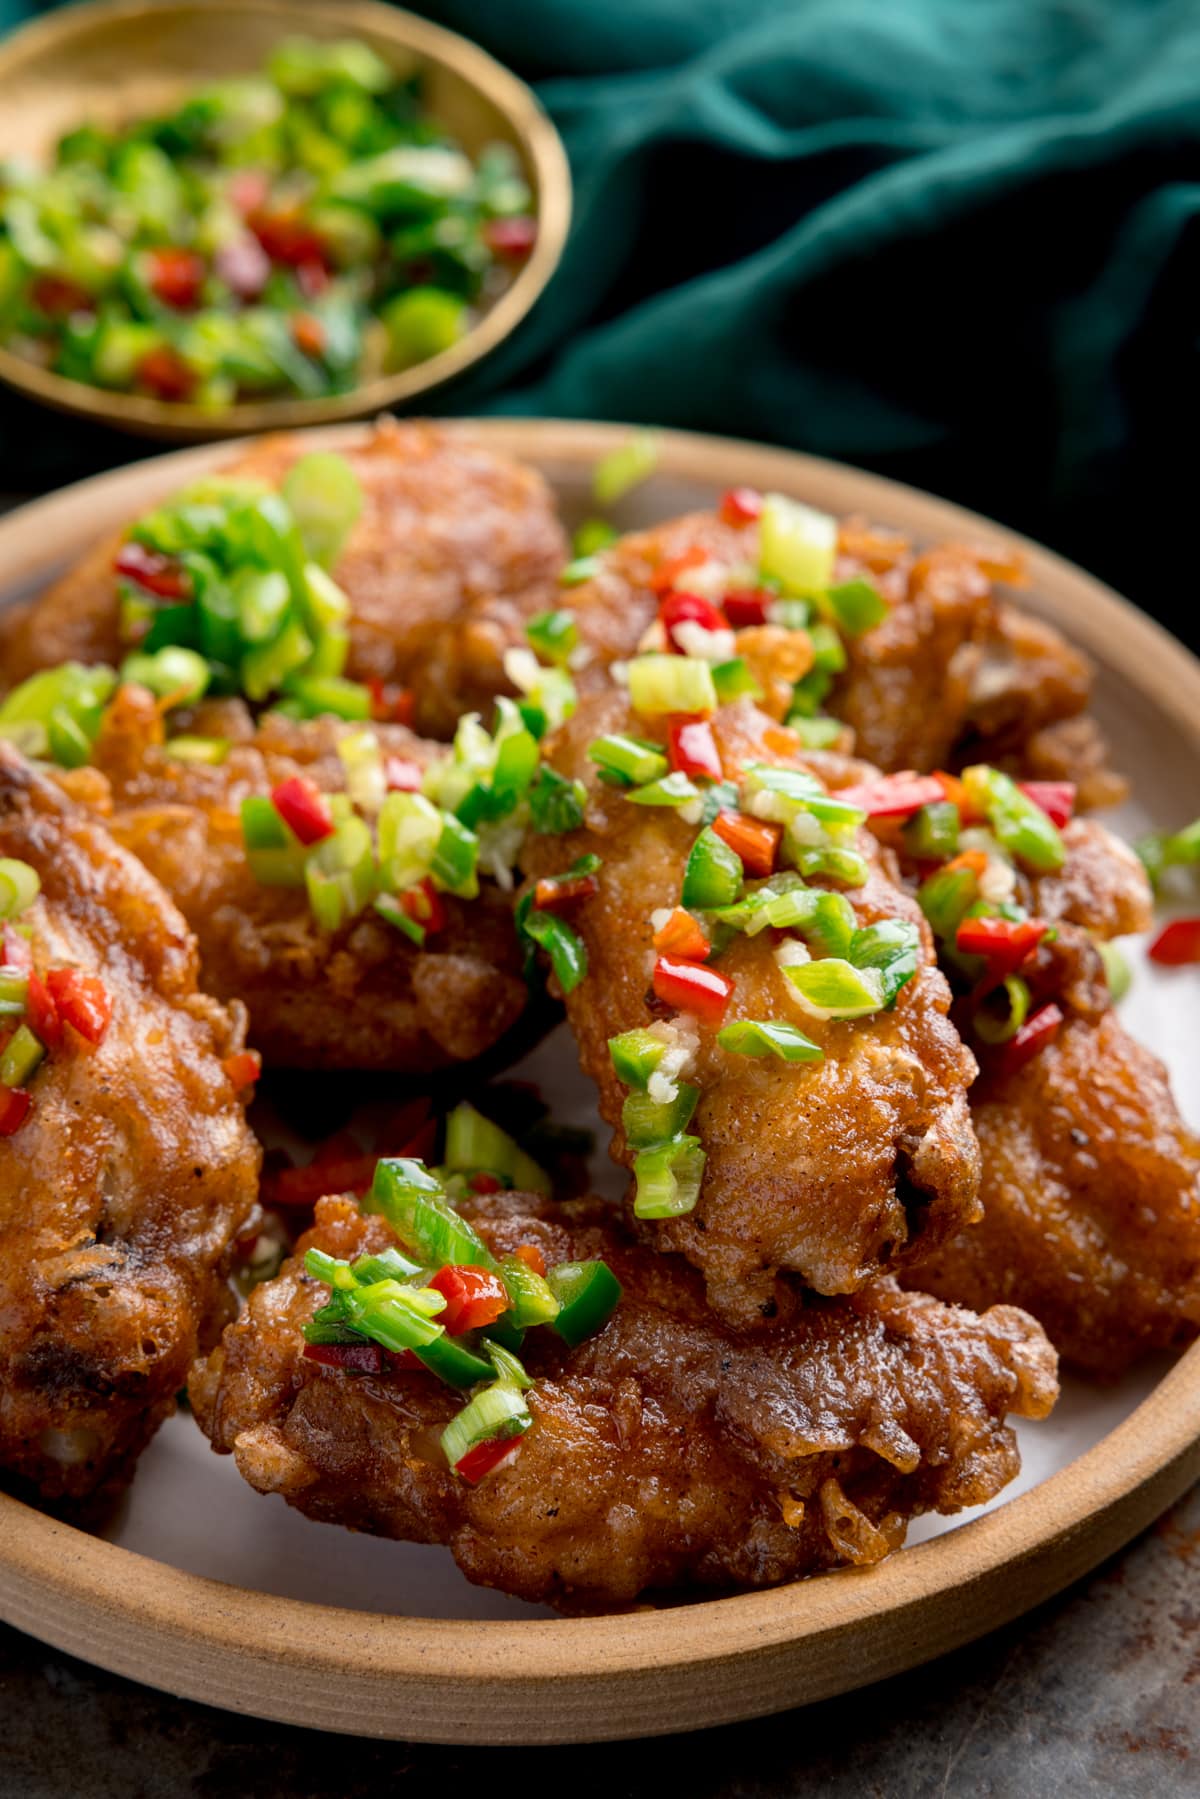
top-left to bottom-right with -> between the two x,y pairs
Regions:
0,0 -> 570,438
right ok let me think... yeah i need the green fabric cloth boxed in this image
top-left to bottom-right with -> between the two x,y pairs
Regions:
1,0 -> 1198,637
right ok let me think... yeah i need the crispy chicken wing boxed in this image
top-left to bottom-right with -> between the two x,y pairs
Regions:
0,745 -> 259,1502
83,685 -> 528,1072
522,693 -> 981,1323
909,1011 -> 1200,1377
192,1192 -> 1057,1610
0,420 -> 568,739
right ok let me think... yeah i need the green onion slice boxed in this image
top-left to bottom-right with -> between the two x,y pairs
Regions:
627,654 -> 717,719
592,431 -> 660,505
758,493 -> 838,595
441,1381 -> 531,1473
962,765 -> 1066,874
588,734 -> 669,788
716,1019 -> 824,1062
443,1101 -> 551,1196
782,958 -> 886,1020
632,1135 -> 706,1219
0,858 -> 40,920
525,609 -> 579,667
365,1159 -> 501,1272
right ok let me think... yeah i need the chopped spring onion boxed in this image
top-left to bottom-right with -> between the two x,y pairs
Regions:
632,1135 -> 706,1219
378,790 -> 442,889
791,844 -> 870,887
282,453 -> 364,570
443,1101 -> 552,1197
305,815 -> 375,931
1097,940 -> 1132,1002
962,765 -> 1066,874
823,577 -> 887,636
285,676 -> 372,721
588,734 -> 669,787
711,657 -> 764,704
365,1158 -> 500,1272
441,1380 -> 531,1475
0,968 -> 30,1015
782,958 -> 886,1020
847,918 -> 921,1008
716,1019 -> 824,1062
528,765 -> 586,834
485,1340 -> 534,1390
713,876 -> 856,956
789,716 -> 843,749
608,1027 -> 669,1089
525,609 -> 579,667
520,906 -> 588,993
621,1081 -> 700,1147
502,648 -> 577,737
627,654 -> 718,719
0,662 -> 118,768
120,644 -> 211,703
164,734 -> 230,765
758,493 -> 838,595
681,826 -> 744,909
741,763 -> 866,829
548,1259 -> 623,1346
592,431 -> 660,506
1137,819 -> 1200,889
0,859 -> 39,919
807,622 -> 847,673
628,770 -> 701,807
0,1024 -> 44,1089
559,555 -> 603,587
431,813 -> 480,898
903,800 -> 961,862
573,518 -> 619,558
973,974 -> 1032,1044
239,795 -> 308,886
233,567 -> 291,645
918,860 -> 983,941
787,667 -> 834,722
497,1254 -> 561,1328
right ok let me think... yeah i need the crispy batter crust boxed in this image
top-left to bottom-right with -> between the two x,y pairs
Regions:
83,685 -> 528,1072
0,745 -> 259,1501
192,1193 -> 1056,1609
0,420 -> 568,740
522,694 -> 981,1321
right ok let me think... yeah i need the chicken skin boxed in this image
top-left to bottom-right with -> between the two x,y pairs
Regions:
192,1192 -> 1057,1611
0,745 -> 259,1502
0,420 -> 568,740
79,684 -> 528,1072
557,504 -> 1111,783
522,693 -> 981,1324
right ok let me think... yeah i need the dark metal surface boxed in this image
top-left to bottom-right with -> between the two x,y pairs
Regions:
0,1482 -> 1195,1795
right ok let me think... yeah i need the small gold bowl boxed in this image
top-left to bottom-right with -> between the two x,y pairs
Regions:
0,0 -> 571,440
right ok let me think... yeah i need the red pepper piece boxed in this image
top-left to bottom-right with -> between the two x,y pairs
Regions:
368,679 -> 415,725
483,216 -> 538,257
659,590 -> 728,649
270,775 -> 335,846
513,1241 -> 547,1277
303,1341 -> 385,1374
297,260 -> 330,299
836,772 -> 947,819
454,1434 -> 523,1484
248,208 -> 327,269
31,274 -> 93,316
384,756 -> 424,793
723,588 -> 773,628
668,716 -> 723,782
652,954 -> 735,1023
653,907 -> 711,961
263,1153 -> 382,1210
45,969 -> 112,1046
469,1171 -> 505,1195
649,547 -> 708,597
222,1048 -> 262,1091
427,1265 -> 510,1336
228,169 -> 271,216
719,486 -> 763,527
1147,918 -> 1200,966
147,247 -> 206,310
932,770 -> 984,824
0,1085 -> 32,1136
993,1001 -> 1063,1075
534,872 -> 600,913
711,808 -> 782,878
956,914 -> 1048,980
400,878 -> 447,936
137,344 -> 196,402
2,925 -> 32,973
291,311 -> 326,358
25,971 -> 60,1049
1018,781 -> 1077,829
114,539 -> 191,600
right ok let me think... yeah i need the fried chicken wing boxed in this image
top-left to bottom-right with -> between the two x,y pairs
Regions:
909,1011 -> 1200,1377
522,693 -> 981,1323
0,745 -> 259,1502
84,685 -> 527,1072
559,504 -> 1114,783
0,420 -> 568,739
191,1192 -> 1056,1610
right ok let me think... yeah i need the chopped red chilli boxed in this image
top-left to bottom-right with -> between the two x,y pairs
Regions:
719,486 -> 763,527
652,907 -> 711,961
993,1001 -> 1064,1074
668,717 -> 723,782
836,772 -> 947,819
427,1265 -> 510,1335
114,539 -> 191,599
454,1435 -> 523,1485
1018,781 -> 1076,828
534,871 -> 600,912
956,915 -> 1048,980
0,1086 -> 32,1136
723,588 -> 772,628
652,954 -> 735,1023
46,969 -> 112,1045
710,809 -> 781,878
660,590 -> 727,648
270,775 -> 335,846
1147,917 -> 1200,966
383,757 -> 424,793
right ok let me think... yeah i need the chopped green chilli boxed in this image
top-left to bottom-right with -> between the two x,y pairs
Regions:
632,1135 -> 706,1219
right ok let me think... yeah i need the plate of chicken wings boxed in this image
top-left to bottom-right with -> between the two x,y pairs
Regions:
0,417 -> 1195,1743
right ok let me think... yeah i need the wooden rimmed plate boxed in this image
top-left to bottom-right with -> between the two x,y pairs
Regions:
0,421 -> 1197,1742
0,0 -> 571,440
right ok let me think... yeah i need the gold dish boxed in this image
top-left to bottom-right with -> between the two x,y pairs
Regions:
0,0 -> 571,440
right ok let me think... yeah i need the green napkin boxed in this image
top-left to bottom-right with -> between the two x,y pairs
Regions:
1,0 -> 1198,637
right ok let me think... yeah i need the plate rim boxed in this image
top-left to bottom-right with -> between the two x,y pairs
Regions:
0,0 -> 572,441
0,417 -> 1198,1743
